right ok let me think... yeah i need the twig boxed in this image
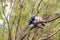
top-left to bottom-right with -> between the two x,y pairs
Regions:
10,16 -> 16,31
27,32 -> 30,40
37,0 -> 43,14
2,0 -> 12,40
20,25 -> 43,40
20,26 -> 35,40
42,28 -> 60,40
20,31 -> 31,40
15,0 -> 25,40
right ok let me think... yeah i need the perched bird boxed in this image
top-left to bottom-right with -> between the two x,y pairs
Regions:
29,15 -> 45,28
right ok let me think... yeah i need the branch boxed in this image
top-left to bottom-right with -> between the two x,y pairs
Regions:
15,0 -> 25,40
20,27 -> 34,40
20,25 -> 43,40
42,28 -> 60,40
35,15 -> 60,24
37,0 -> 43,8
2,0 -> 12,40
37,0 -> 43,14
10,16 -> 16,31
20,32 -> 31,40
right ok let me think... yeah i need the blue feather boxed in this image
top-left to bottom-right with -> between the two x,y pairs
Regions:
29,16 -> 35,25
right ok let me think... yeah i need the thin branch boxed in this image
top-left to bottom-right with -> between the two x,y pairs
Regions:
2,0 -> 12,40
37,0 -> 43,14
27,32 -> 30,40
42,28 -> 60,40
20,25 -> 43,40
9,0 -> 17,31
37,0 -> 43,8
15,0 -> 25,40
20,25 -> 36,40
20,31 -> 31,40
10,16 -> 16,31
18,23 -> 29,40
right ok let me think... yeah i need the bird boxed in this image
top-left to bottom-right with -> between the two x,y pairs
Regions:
29,15 -> 45,28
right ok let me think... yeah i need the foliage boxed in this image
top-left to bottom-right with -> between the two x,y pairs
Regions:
0,0 -> 60,40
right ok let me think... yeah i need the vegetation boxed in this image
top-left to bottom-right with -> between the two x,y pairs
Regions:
0,0 -> 60,40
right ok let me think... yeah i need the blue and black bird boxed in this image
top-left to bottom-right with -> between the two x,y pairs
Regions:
29,16 -> 45,27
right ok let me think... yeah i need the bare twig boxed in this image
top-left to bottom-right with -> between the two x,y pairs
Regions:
15,0 -> 25,40
20,31 -> 31,40
27,32 -> 30,40
37,0 -> 43,8
37,0 -> 43,14
20,25 -> 43,40
2,0 -> 12,40
42,28 -> 60,40
10,16 -> 16,30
